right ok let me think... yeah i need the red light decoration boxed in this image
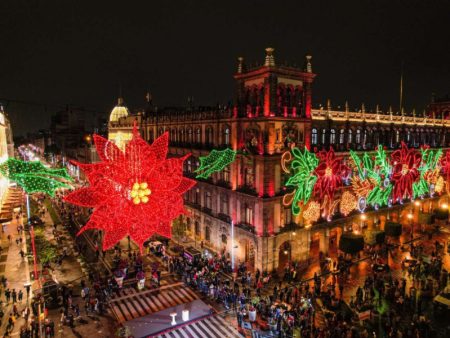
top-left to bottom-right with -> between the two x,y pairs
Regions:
313,148 -> 349,201
390,142 -> 421,202
441,150 -> 450,182
64,128 -> 196,251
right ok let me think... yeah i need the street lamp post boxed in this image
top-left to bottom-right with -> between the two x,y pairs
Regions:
407,213 -> 413,250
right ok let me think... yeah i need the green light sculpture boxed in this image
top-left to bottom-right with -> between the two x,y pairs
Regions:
195,148 -> 237,179
0,158 -> 72,197
283,147 -> 319,215
413,148 -> 442,198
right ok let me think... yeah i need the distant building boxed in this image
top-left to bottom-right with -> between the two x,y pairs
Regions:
428,94 -> 450,119
0,104 -> 14,205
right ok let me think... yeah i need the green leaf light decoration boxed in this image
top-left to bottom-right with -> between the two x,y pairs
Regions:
0,158 -> 73,197
195,148 -> 237,179
283,147 -> 319,215
413,148 -> 442,198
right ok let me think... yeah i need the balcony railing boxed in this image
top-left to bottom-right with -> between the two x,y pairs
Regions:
236,222 -> 255,234
236,185 -> 258,196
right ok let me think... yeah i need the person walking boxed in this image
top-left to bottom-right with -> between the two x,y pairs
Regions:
5,288 -> 10,303
18,290 -> 23,303
11,289 -> 17,303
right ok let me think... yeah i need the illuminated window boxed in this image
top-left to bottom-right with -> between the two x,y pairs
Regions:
284,208 -> 292,225
396,130 -> 400,143
330,129 -> 336,144
221,194 -> 229,214
205,127 -> 213,145
195,128 -> 201,144
222,165 -> 230,182
245,167 -> 254,186
245,204 -> 253,225
321,129 -> 326,144
187,128 -> 193,143
194,188 -> 200,204
312,128 -> 318,145
223,126 -> 231,145
205,226 -> 211,241
339,129 -> 345,144
356,129 -> 361,144
205,191 -> 212,209
348,129 -> 353,143
195,221 -> 201,235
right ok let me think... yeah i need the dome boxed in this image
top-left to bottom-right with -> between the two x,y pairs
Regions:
109,97 -> 129,122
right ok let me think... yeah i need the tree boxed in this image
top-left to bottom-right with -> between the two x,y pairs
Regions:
171,216 -> 186,244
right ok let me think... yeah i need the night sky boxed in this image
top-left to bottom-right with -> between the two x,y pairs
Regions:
1,0 -> 449,136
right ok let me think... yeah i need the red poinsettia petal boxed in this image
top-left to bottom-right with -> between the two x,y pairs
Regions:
94,134 -> 125,163
64,187 -> 107,207
125,135 -> 157,178
172,177 -> 196,194
150,132 -> 169,161
149,158 -> 184,191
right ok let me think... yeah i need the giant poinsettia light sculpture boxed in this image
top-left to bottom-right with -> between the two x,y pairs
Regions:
64,128 -> 196,251
391,142 -> 421,202
313,148 -> 349,201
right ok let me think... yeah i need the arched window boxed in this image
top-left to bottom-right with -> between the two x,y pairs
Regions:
339,129 -> 345,144
395,130 -> 400,143
205,226 -> 211,241
187,159 -> 192,173
222,165 -> 230,182
245,168 -> 254,186
179,129 -> 185,143
205,126 -> 213,145
356,129 -> 361,144
348,129 -> 353,143
195,127 -> 201,144
171,129 -> 177,143
187,128 -> 193,143
284,208 -> 292,225
321,129 -> 326,144
221,234 -> 227,244
312,128 -> 318,145
244,204 -> 253,225
221,194 -> 229,215
204,191 -> 212,209
223,126 -> 231,145
195,221 -> 201,236
194,188 -> 200,204
330,129 -> 336,144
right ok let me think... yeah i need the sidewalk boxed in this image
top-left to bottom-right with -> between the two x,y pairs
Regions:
0,198 -> 32,336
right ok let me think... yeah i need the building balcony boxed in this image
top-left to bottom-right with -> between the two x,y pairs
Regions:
216,179 -> 231,189
279,222 -> 302,234
236,184 -> 258,196
235,222 -> 255,234
202,206 -> 213,215
185,201 -> 202,210
217,213 -> 231,223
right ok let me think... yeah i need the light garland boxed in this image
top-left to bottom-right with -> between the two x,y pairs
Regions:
65,127 -> 196,251
391,142 -> 421,202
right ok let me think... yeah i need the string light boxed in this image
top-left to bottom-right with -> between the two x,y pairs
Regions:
195,148 -> 237,179
0,158 -> 72,196
282,148 -> 318,215
313,148 -> 349,201
303,201 -> 320,224
340,191 -> 357,216
64,127 -> 196,251
391,142 -> 421,202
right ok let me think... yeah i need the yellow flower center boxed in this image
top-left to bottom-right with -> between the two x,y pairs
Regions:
401,164 -> 409,175
325,167 -> 332,177
131,182 -> 151,205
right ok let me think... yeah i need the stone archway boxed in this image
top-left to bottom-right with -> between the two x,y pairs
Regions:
278,241 -> 292,272
239,238 -> 255,271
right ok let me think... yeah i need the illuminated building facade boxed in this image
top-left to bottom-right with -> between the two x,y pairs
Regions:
108,49 -> 449,272
0,104 -> 15,206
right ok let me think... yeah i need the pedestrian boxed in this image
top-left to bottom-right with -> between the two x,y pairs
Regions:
25,284 -> 30,299
5,288 -> 11,303
19,250 -> 24,259
11,289 -> 17,303
7,234 -> 11,243
18,290 -> 23,302
15,238 -> 19,246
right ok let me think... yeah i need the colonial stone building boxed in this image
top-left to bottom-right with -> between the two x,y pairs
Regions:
108,48 -> 449,273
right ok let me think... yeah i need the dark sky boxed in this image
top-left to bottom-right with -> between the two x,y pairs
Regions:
1,0 -> 449,136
